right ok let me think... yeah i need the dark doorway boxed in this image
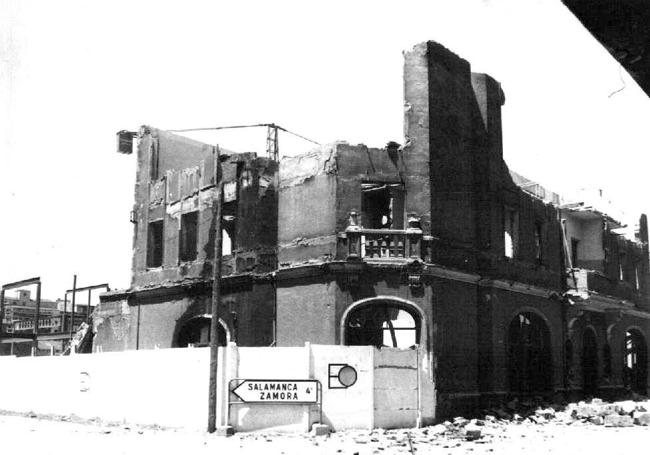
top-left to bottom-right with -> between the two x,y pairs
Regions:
176,317 -> 227,348
507,312 -> 552,394
623,329 -> 648,395
582,328 -> 599,396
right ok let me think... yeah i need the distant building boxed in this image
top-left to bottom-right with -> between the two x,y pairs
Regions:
98,41 -> 650,419
1,290 -> 59,334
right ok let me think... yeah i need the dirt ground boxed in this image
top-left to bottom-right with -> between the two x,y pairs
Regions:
1,411 -> 649,455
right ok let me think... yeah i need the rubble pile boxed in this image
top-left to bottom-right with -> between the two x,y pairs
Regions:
407,397 -> 650,443
479,397 -> 650,431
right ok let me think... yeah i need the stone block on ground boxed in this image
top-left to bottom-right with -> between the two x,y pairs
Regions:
589,416 -> 603,425
576,405 -> 598,419
463,424 -> 482,441
618,415 -> 634,427
310,424 -> 330,436
604,414 -> 634,427
633,412 -> 650,426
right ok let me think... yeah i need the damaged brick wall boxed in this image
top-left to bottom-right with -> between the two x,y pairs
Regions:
403,41 -> 563,290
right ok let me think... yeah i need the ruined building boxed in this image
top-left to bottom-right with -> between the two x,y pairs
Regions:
98,41 -> 650,417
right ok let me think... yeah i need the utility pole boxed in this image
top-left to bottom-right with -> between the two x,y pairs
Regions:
265,124 -> 279,161
208,145 -> 224,433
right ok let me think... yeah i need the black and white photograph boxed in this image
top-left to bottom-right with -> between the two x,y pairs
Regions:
1,1 -> 650,453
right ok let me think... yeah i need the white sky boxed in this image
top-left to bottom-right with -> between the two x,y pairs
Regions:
1,0 -> 649,299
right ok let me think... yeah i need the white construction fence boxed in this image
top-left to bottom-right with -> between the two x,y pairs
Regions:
0,343 -> 435,432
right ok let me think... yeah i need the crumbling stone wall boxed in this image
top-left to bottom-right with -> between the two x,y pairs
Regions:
132,127 -> 278,289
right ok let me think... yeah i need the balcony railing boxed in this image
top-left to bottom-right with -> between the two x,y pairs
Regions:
346,229 -> 422,259
344,212 -> 423,260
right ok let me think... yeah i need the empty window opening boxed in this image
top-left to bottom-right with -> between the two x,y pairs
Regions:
534,223 -> 543,262
619,254 -> 626,281
361,183 -> 404,229
176,317 -> 227,348
345,302 -> 420,349
504,207 -> 519,258
582,328 -> 598,396
149,141 -> 159,181
179,211 -> 199,262
222,229 -> 233,256
635,264 -> 640,290
570,238 -> 580,268
623,329 -> 648,394
146,220 -> 164,268
507,312 -> 552,394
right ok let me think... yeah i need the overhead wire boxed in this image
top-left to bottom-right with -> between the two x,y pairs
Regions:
166,123 -> 321,146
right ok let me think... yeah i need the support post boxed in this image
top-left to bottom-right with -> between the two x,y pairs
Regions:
208,146 -> 224,434
0,289 -> 5,337
32,282 -> 41,352
86,288 -> 92,323
62,294 -> 68,333
69,275 -> 77,349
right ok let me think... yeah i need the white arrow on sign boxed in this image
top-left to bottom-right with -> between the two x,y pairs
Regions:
232,380 -> 319,403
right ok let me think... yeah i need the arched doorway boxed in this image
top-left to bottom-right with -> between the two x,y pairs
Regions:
623,329 -> 648,394
344,299 -> 422,349
582,328 -> 598,396
507,312 -> 552,394
176,316 -> 228,348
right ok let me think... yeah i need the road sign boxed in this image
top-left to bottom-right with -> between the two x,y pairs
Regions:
231,379 -> 319,403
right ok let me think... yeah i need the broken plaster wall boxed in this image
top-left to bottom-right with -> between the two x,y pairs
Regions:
278,142 -> 404,266
96,281 -> 275,351
132,127 -> 278,289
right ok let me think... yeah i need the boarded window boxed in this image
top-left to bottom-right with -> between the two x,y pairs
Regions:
345,302 -> 420,349
504,207 -> 519,258
179,212 -> 199,262
146,220 -> 164,268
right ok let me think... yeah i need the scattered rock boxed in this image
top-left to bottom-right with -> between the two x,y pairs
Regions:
617,401 -> 636,415
463,424 -> 482,441
429,424 -> 447,435
633,412 -> 650,426
589,416 -> 603,425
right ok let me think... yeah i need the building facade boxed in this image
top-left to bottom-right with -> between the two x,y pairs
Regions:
97,41 -> 650,418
